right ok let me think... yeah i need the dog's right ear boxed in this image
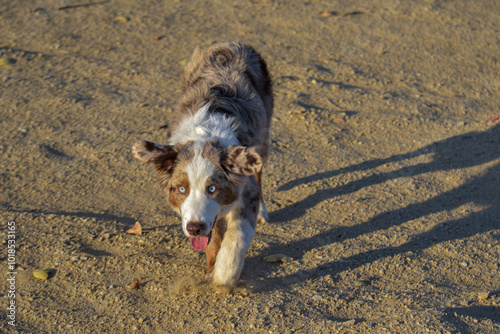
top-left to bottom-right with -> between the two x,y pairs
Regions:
132,140 -> 178,172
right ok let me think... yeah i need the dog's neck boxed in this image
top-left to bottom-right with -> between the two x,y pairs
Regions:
168,104 -> 240,148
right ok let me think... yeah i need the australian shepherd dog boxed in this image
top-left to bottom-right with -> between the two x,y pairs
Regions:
132,42 -> 273,288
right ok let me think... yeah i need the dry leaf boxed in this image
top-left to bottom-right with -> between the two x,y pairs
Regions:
319,11 -> 337,18
33,269 -> 50,280
115,16 -> 130,23
126,222 -> 142,235
314,57 -> 336,65
130,278 -> 141,289
0,57 -> 12,67
263,254 -> 292,263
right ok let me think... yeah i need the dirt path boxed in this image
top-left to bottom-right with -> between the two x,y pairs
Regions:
1,0 -> 499,333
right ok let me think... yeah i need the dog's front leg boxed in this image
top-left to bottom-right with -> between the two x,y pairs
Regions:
205,219 -> 226,280
211,211 -> 255,288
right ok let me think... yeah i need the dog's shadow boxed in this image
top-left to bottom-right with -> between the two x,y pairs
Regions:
248,124 -> 500,301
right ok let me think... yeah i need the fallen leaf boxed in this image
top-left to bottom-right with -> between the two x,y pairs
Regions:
0,57 -> 12,67
126,222 -> 142,235
263,254 -> 292,263
33,269 -> 50,280
314,57 -> 336,64
115,16 -> 130,23
130,278 -> 141,289
319,11 -> 337,18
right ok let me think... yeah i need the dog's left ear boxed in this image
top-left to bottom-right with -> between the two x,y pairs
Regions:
222,145 -> 262,176
132,139 -> 178,172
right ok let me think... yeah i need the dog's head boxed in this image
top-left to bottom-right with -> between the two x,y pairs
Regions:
132,140 -> 262,250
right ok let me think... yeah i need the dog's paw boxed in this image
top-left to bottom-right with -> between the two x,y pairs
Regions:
205,272 -> 213,282
257,201 -> 268,224
212,273 -> 239,291
212,284 -> 232,294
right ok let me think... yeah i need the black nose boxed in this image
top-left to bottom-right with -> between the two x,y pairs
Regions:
186,222 -> 204,236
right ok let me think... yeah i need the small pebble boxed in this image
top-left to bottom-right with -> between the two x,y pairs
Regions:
312,294 -> 323,301
352,280 -> 369,287
478,292 -> 490,300
342,319 -> 356,326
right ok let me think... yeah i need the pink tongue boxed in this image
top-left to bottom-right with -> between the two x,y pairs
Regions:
190,235 -> 210,251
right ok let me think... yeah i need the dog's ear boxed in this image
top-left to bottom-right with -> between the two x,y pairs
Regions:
132,140 -> 178,172
222,145 -> 262,176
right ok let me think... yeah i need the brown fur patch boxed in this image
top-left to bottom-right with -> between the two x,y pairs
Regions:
206,217 -> 227,274
222,145 -> 262,176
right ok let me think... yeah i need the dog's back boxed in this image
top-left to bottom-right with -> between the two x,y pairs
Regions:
169,42 -> 273,154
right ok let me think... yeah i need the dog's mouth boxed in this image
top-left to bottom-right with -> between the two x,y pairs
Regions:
190,232 -> 212,251
188,215 -> 217,251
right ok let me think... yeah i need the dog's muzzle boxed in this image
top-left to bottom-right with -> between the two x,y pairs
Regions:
186,216 -> 217,251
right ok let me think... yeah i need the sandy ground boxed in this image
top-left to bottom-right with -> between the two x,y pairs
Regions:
1,0 -> 500,333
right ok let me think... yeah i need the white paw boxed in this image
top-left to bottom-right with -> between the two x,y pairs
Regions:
257,201 -> 268,223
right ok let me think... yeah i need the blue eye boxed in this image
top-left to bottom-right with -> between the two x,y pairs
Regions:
178,186 -> 186,194
207,186 -> 216,194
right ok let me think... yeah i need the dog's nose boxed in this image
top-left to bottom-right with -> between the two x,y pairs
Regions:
186,222 -> 204,236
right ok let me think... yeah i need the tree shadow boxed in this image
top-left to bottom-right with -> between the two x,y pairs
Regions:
442,305 -> 500,333
5,209 -> 137,230
252,124 -> 499,293
272,124 -> 499,221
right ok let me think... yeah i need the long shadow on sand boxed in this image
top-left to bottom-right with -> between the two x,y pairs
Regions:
4,209 -> 137,229
272,124 -> 499,222
249,124 -> 499,328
